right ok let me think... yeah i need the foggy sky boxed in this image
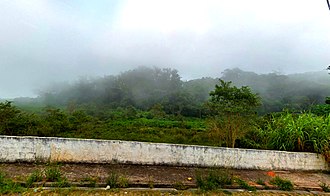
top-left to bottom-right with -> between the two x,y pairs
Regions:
1,0 -> 330,98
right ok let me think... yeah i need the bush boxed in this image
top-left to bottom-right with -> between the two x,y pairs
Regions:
106,171 -> 129,188
235,178 -> 256,191
0,171 -> 25,194
45,166 -> 62,182
26,170 -> 43,187
270,176 -> 293,191
196,169 -> 233,191
264,112 -> 330,157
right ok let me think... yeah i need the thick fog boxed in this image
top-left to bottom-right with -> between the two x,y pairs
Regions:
0,0 -> 330,98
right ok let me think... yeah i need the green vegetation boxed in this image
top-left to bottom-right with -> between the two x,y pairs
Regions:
33,67 -> 330,116
320,182 -> 330,192
106,171 -> 129,188
44,166 -> 70,187
235,178 -> 256,191
0,171 -> 25,194
263,112 -> 330,155
1,67 -> 330,160
195,169 -> 233,191
173,181 -> 188,190
207,79 -> 260,147
26,170 -> 43,187
269,176 -> 293,191
256,179 -> 266,186
80,177 -> 97,187
45,166 -> 62,182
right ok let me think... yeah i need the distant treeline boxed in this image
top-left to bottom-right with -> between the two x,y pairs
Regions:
18,67 -> 330,116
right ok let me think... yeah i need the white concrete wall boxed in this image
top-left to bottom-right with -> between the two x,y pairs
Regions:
0,136 -> 328,171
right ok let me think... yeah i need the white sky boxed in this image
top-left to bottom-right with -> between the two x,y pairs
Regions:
0,0 -> 330,98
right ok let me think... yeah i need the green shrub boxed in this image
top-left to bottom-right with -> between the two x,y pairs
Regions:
106,171 -> 129,188
0,171 -> 25,194
26,170 -> 43,187
256,178 -> 266,186
264,112 -> 330,157
235,178 -> 256,191
55,177 -> 70,188
270,176 -> 293,191
45,166 -> 62,182
195,169 -> 233,191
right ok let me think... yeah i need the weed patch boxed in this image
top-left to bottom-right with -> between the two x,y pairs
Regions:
270,176 -> 293,191
235,178 -> 256,191
106,171 -> 129,188
256,178 -> 265,186
320,182 -> 330,192
26,169 -> 43,187
45,166 -> 62,182
195,169 -> 233,191
0,171 -> 25,194
173,181 -> 188,190
80,177 -> 97,187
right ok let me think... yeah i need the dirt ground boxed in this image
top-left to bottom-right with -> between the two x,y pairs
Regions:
0,163 -> 329,190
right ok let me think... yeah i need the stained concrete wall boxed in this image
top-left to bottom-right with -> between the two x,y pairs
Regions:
0,136 -> 328,171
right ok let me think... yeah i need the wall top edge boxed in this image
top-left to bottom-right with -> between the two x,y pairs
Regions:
0,135 -> 322,156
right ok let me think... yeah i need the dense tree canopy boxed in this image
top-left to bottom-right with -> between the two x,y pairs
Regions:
32,67 -> 330,117
207,80 -> 261,148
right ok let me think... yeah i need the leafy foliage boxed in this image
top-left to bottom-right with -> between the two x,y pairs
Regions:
269,176 -> 293,191
35,67 -> 330,118
106,171 -> 129,188
0,171 -> 25,194
262,112 -> 330,158
207,80 -> 261,147
235,178 -> 256,191
195,169 -> 233,191
26,170 -> 43,187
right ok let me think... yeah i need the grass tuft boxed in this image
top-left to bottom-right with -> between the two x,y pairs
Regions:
195,169 -> 233,191
270,176 -> 293,191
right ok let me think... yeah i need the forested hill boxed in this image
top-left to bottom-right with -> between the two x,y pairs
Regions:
221,68 -> 330,113
14,67 -> 330,116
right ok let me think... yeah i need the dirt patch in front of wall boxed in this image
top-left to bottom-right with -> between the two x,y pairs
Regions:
0,163 -> 329,190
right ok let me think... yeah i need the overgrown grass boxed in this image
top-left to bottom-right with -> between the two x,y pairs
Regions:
0,171 -> 25,194
269,176 -> 293,191
259,112 -> 330,159
80,177 -> 97,187
173,181 -> 188,190
45,166 -> 62,182
195,169 -> 233,191
26,170 -> 43,187
44,166 -> 70,187
235,178 -> 256,191
106,171 -> 129,188
256,178 -> 265,186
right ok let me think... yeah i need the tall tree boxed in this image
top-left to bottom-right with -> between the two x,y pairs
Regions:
207,80 -> 261,148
